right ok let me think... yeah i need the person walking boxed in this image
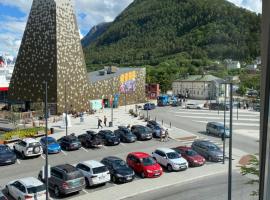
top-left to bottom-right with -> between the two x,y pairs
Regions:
104,116 -> 107,127
98,118 -> 103,129
160,130 -> 165,142
165,129 -> 169,141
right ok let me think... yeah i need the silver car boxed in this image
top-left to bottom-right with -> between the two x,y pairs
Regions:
191,140 -> 223,162
206,122 -> 230,138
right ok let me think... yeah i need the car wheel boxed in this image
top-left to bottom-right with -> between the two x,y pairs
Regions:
167,164 -> 173,172
208,156 -> 212,162
54,186 -> 60,197
85,178 -> 90,187
21,151 -> 26,159
112,175 -> 117,183
206,129 -> 210,135
5,186 -> 9,195
141,172 -> 145,179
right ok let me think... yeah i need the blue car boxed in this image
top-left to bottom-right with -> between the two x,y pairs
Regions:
144,103 -> 156,110
40,137 -> 61,154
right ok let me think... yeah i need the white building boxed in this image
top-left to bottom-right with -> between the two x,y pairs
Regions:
172,75 -> 224,100
246,64 -> 258,70
225,59 -> 241,70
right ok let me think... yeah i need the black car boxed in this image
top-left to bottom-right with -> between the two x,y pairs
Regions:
146,121 -> 164,138
101,156 -> 135,183
57,134 -> 82,151
0,190 -> 7,200
0,145 -> 16,166
78,132 -> 103,148
114,126 -> 137,143
131,125 -> 153,140
98,130 -> 120,146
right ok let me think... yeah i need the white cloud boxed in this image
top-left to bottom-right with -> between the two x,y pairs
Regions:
227,0 -> 262,13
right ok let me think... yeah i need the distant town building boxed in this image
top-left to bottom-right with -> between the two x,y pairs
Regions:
172,75 -> 224,100
246,64 -> 258,71
145,84 -> 160,100
224,59 -> 241,70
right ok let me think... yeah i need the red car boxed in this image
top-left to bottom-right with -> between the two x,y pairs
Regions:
126,152 -> 163,178
173,146 -> 206,167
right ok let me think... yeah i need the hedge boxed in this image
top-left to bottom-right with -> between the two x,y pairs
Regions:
3,127 -> 45,140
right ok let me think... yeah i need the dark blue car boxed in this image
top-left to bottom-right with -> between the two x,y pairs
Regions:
144,103 -> 156,110
40,137 -> 61,154
0,145 -> 17,166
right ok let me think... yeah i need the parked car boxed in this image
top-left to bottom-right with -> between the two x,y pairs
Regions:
206,122 -> 230,138
173,146 -> 205,167
98,130 -> 120,146
131,125 -> 153,141
152,148 -> 188,171
57,135 -> 81,151
0,144 -> 17,166
146,121 -> 164,138
38,164 -> 85,197
13,138 -> 42,159
6,177 -> 46,200
40,136 -> 61,154
76,160 -> 110,187
186,103 -> 203,109
209,103 -> 229,111
78,133 -> 103,148
126,152 -> 163,178
114,126 -> 137,143
191,140 -> 223,162
101,156 -> 135,183
0,189 -> 8,200
143,103 -> 156,110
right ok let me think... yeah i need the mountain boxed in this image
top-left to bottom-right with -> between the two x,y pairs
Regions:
81,22 -> 111,48
83,0 -> 261,70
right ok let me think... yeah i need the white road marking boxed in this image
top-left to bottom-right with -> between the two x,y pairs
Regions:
176,115 -> 259,122
192,120 -> 260,127
172,111 -> 259,117
103,145 -> 108,149
82,189 -> 89,194
81,147 -> 89,152
137,141 -> 143,144
120,143 -> 127,146
41,155 -> 45,159
16,159 -> 21,164
61,150 -> 67,156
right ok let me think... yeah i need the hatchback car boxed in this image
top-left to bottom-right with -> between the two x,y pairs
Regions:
76,160 -> 110,187
173,146 -> 205,167
152,148 -> 188,171
101,156 -> 135,183
126,152 -> 163,178
146,121 -> 164,138
6,177 -> 46,200
206,122 -> 230,138
114,127 -> 137,143
57,135 -> 81,151
98,130 -> 120,146
0,144 -> 17,166
192,140 -> 223,162
38,164 -> 85,197
40,137 -> 61,154
143,103 -> 156,110
131,125 -> 153,141
186,103 -> 202,109
78,133 -> 103,148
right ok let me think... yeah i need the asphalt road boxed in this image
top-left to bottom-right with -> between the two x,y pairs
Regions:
142,107 -> 259,154
123,172 -> 258,200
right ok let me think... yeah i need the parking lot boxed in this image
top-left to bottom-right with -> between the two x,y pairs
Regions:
0,104 -> 259,200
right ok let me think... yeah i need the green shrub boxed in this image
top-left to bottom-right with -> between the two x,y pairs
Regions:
3,127 -> 45,140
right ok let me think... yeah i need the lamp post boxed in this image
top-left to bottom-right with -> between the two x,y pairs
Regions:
110,79 -> 114,127
65,81 -> 68,136
44,81 -> 49,200
223,84 -> 227,164
228,82 -> 233,200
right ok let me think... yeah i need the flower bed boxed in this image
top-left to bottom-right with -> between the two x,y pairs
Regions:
3,127 -> 45,140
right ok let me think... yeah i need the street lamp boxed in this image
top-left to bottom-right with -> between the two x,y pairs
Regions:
64,81 -> 68,136
44,81 -> 49,200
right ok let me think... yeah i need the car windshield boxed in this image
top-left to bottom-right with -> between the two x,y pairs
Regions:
0,146 -> 11,153
186,149 -> 198,156
166,152 -> 180,159
141,157 -> 156,166
92,166 -> 108,174
208,145 -> 220,151
27,184 -> 45,194
43,138 -> 56,144
29,142 -> 40,147
70,138 -> 79,143
66,171 -> 82,180
113,160 -> 128,169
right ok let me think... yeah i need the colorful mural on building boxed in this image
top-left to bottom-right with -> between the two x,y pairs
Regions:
119,71 -> 136,93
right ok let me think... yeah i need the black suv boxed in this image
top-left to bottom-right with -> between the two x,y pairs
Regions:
114,126 -> 137,143
101,156 -> 135,183
57,135 -> 81,151
0,145 -> 16,166
78,132 -> 103,148
98,130 -> 120,146
131,125 -> 152,141
38,164 -> 85,197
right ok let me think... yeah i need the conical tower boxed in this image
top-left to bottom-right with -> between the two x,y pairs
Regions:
8,0 -> 89,114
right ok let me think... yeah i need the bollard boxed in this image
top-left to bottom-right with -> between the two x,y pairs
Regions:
162,120 -> 163,125
155,117 -> 156,122
170,122 -> 171,128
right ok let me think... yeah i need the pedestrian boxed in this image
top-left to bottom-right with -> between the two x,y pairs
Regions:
160,130 -> 165,142
104,116 -> 107,126
98,118 -> 103,129
246,103 -> 249,110
165,129 -> 169,141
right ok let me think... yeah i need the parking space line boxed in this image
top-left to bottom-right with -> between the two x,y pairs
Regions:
137,141 -> 143,144
61,150 -> 67,156
82,189 -> 89,194
81,147 -> 89,152
17,159 -> 21,164
103,146 -> 108,149
120,143 -> 127,146
41,155 -> 45,159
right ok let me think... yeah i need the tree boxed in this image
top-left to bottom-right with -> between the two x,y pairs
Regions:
237,85 -> 247,96
240,155 -> 259,196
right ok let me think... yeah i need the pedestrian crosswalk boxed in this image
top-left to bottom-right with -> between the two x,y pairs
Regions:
179,136 -> 223,148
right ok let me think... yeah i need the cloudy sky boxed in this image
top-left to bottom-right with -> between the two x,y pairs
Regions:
0,0 -> 262,57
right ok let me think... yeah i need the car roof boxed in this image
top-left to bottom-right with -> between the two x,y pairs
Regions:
54,164 -> 77,173
130,152 -> 150,158
175,146 -> 191,150
19,177 -> 43,187
81,160 -> 105,168
155,147 -> 176,153
132,125 -> 144,128
207,122 -> 224,126
104,156 -> 123,162
100,130 -> 113,133
41,136 -> 55,140
194,140 -> 215,146
22,138 -> 39,143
